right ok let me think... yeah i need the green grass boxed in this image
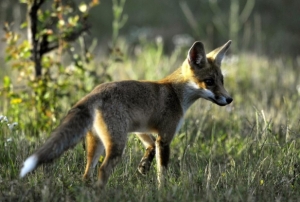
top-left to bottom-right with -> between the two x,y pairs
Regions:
1,42 -> 300,201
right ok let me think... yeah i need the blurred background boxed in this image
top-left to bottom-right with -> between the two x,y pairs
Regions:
1,0 -> 299,57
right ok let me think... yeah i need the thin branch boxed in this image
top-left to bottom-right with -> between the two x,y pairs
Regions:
41,43 -> 59,55
36,0 -> 46,8
28,0 -> 42,77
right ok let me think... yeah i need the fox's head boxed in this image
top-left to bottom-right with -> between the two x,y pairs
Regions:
183,40 -> 233,106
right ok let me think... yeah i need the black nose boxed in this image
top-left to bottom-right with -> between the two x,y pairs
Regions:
226,97 -> 233,104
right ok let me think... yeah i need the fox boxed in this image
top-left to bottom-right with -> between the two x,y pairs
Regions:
20,40 -> 233,188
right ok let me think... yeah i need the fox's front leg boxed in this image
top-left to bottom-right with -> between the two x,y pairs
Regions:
137,134 -> 156,175
155,136 -> 170,188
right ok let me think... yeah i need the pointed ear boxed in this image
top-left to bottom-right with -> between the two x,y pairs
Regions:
206,40 -> 231,66
188,41 -> 207,68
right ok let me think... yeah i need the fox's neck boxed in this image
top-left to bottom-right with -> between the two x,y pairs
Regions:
159,60 -> 190,83
159,61 -> 201,113
160,68 -> 184,83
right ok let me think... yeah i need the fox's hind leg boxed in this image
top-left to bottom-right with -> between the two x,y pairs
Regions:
94,111 -> 127,188
96,142 -> 126,188
136,133 -> 156,175
83,131 -> 104,180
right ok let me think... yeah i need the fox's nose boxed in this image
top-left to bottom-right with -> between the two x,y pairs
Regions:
226,97 -> 233,104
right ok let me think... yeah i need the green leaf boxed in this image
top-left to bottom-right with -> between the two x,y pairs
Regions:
19,0 -> 27,4
3,76 -> 11,89
5,55 -> 12,62
20,21 -> 28,29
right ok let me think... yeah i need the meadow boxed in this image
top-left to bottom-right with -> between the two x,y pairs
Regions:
1,39 -> 300,201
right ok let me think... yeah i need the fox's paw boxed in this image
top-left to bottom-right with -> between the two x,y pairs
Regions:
138,159 -> 151,175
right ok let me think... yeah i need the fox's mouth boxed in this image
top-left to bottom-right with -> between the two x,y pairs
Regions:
209,98 -> 227,106
215,102 -> 228,107
206,97 -> 232,106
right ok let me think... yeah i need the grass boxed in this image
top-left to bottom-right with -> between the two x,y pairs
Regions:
1,41 -> 300,201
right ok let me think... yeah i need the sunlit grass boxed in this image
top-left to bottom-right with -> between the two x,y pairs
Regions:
1,40 -> 300,201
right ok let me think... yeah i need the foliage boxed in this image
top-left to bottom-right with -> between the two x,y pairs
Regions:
1,0 -> 111,131
111,0 -> 128,48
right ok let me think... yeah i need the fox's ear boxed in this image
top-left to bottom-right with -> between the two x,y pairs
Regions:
188,41 -> 207,68
206,40 -> 231,66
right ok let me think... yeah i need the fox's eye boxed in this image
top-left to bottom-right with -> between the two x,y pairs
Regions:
204,79 -> 214,86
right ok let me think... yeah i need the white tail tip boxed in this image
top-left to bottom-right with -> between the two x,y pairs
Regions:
20,155 -> 38,178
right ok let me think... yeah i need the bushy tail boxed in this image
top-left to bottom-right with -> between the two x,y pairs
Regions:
20,105 -> 93,178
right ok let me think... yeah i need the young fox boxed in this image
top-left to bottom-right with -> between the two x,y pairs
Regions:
20,40 -> 233,188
